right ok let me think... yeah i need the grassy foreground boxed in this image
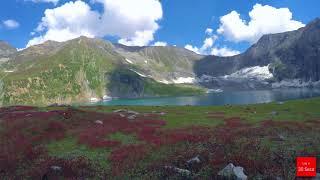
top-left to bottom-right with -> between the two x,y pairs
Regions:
0,97 -> 320,179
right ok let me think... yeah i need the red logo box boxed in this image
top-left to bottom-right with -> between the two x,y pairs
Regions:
296,157 -> 317,177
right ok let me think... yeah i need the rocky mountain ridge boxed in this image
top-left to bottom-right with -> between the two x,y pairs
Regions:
0,18 -> 319,105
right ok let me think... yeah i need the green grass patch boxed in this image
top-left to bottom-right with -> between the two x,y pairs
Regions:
108,132 -> 140,145
46,137 -> 111,169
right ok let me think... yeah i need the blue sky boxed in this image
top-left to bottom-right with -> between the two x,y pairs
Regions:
0,0 -> 319,56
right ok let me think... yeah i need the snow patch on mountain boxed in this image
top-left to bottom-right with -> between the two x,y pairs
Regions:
172,77 -> 195,84
224,65 -> 273,80
125,58 -> 133,64
157,77 -> 195,84
130,69 -> 147,77
159,79 -> 170,84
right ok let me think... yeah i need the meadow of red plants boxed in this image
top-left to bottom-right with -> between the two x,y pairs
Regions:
0,105 -> 319,179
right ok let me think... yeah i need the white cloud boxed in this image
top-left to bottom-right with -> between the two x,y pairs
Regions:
3,19 -> 20,29
152,41 -> 167,46
27,1 -> 99,47
27,0 -> 162,47
205,28 -> 213,35
211,47 -> 240,57
185,34 -> 239,57
185,35 -> 219,55
118,30 -> 154,46
26,0 -> 59,5
184,44 -> 200,54
202,36 -> 215,50
217,4 -> 305,43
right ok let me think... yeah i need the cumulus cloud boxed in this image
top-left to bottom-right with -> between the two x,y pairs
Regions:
26,0 -> 60,5
185,35 -> 218,54
185,34 -> 239,57
27,0 -> 162,47
152,41 -> 167,46
217,4 -> 305,43
205,28 -> 213,35
184,44 -> 200,54
211,47 -> 240,57
2,19 -> 20,29
202,36 -> 215,50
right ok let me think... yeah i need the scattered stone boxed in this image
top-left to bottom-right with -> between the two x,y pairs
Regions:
127,110 -> 139,115
25,114 -> 32,117
218,163 -> 247,180
119,113 -> 126,118
270,111 -> 278,116
160,112 -> 166,115
165,166 -> 191,177
128,115 -> 137,120
94,120 -> 103,125
187,155 -> 202,171
114,109 -> 139,115
113,109 -> 127,113
50,165 -> 62,172
187,155 -> 201,165
278,134 -> 285,141
277,101 -> 284,105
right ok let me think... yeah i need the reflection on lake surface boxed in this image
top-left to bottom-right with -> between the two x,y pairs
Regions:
92,88 -> 320,106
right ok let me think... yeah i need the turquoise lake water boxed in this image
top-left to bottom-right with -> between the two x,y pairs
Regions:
91,88 -> 320,106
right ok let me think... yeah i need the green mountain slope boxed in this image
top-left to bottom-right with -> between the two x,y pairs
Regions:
0,37 -> 204,106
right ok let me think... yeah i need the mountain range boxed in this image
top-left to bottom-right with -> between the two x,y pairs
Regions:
0,18 -> 319,106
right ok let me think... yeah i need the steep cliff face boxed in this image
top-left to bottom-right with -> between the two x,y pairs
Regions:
194,18 -> 320,89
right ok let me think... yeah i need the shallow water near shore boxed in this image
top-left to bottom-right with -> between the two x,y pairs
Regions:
91,88 -> 320,106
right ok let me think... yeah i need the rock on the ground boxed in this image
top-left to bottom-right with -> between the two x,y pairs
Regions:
114,109 -> 139,115
187,155 -> 202,172
50,165 -> 62,172
187,155 -> 201,165
94,120 -> 103,125
113,109 -> 127,113
278,134 -> 285,141
119,113 -> 126,118
270,111 -> 278,116
218,163 -> 247,180
127,110 -> 139,115
128,115 -> 137,120
165,166 -> 191,177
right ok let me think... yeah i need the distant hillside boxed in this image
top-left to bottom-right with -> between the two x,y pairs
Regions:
0,37 -> 204,106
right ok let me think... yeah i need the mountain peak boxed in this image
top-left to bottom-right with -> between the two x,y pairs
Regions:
0,40 -> 17,58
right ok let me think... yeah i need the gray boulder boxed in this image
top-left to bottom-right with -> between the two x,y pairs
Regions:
165,166 -> 191,177
128,115 -> 137,120
218,163 -> 247,180
187,155 -> 201,164
94,120 -> 103,125
50,165 -> 62,172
